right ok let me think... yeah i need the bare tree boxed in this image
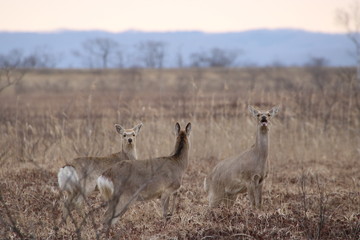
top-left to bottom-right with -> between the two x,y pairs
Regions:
136,41 -> 166,68
190,48 -> 241,67
305,57 -> 330,91
0,49 -> 47,93
27,46 -> 59,68
115,50 -> 125,68
176,50 -> 184,68
305,56 -> 342,131
336,0 -> 360,82
74,38 -> 120,69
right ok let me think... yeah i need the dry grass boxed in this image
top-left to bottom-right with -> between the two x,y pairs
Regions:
0,67 -> 359,239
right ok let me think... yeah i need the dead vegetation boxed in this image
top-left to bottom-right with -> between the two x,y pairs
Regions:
0,67 -> 359,239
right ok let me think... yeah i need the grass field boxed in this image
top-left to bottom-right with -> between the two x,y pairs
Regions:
0,67 -> 359,239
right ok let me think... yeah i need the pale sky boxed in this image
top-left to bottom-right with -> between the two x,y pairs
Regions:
0,0 -> 354,33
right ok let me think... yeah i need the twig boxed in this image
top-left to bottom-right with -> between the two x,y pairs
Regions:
0,191 -> 27,239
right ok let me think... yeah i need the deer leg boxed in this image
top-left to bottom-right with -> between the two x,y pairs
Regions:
162,185 -> 180,220
252,175 -> 263,209
168,191 -> 178,218
161,193 -> 171,220
247,183 -> 256,208
104,198 -> 115,226
75,191 -> 89,220
104,193 -> 134,226
254,183 -> 263,209
61,190 -> 81,222
61,195 -> 72,223
209,189 -> 223,208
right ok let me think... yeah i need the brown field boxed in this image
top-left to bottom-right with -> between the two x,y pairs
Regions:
0,67 -> 359,239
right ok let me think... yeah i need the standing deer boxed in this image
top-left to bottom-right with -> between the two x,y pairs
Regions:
57,123 -> 142,221
97,122 -> 191,226
204,106 -> 279,209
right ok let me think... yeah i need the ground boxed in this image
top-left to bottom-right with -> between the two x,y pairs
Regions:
0,68 -> 359,239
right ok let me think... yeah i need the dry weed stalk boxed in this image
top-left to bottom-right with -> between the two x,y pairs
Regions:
0,192 -> 30,239
0,68 -> 359,239
299,171 -> 328,240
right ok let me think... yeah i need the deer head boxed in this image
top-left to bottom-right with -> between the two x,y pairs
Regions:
115,123 -> 143,147
248,105 -> 279,130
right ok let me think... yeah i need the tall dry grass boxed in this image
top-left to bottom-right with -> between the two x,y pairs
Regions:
0,67 -> 359,239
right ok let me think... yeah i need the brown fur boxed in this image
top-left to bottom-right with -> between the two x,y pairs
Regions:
204,106 -> 279,209
97,122 -> 191,226
57,123 -> 142,221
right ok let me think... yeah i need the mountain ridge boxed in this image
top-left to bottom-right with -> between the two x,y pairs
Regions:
0,29 -> 353,68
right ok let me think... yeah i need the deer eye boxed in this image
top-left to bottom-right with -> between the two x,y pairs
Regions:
133,134 -> 135,137
257,113 -> 260,117
123,134 -> 127,138
267,113 -> 271,117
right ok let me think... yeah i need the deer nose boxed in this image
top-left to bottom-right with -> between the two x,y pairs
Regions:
128,138 -> 132,143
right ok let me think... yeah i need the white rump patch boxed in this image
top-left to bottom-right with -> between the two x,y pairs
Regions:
97,175 -> 114,201
58,166 -> 79,192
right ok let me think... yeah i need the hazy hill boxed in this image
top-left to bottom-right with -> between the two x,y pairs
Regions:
0,29 -> 353,68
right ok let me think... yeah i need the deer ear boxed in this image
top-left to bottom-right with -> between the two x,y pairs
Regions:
174,122 -> 181,135
269,106 -> 280,117
115,124 -> 124,135
248,105 -> 259,117
133,123 -> 143,134
185,122 -> 192,136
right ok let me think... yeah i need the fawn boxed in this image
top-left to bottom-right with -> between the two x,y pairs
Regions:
57,123 -> 142,221
97,122 -> 191,226
204,106 -> 279,209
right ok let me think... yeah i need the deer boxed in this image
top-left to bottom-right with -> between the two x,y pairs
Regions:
97,122 -> 191,226
204,105 -> 279,209
57,123 -> 143,221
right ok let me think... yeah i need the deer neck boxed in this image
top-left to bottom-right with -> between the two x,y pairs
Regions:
172,133 -> 189,169
254,126 -> 269,164
122,143 -> 137,160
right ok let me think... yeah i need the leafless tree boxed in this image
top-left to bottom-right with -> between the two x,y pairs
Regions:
190,48 -> 241,67
74,38 -> 120,69
305,57 -> 330,91
176,50 -> 184,68
305,56 -> 343,131
27,46 -> 59,68
136,41 -> 166,68
0,49 -> 49,93
336,0 -> 360,82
